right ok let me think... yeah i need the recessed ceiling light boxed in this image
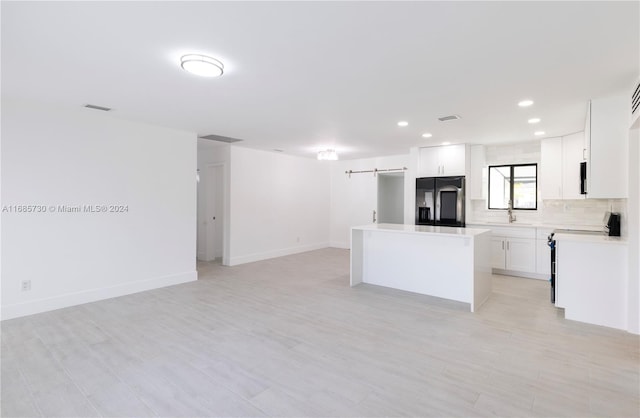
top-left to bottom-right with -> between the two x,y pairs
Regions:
397,121 -> 409,127
528,118 -> 541,124
441,141 -> 451,145
181,54 -> 224,77
534,131 -> 545,136
421,133 -> 433,138
518,100 -> 534,107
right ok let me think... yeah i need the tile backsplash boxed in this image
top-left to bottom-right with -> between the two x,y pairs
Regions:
469,198 -> 628,233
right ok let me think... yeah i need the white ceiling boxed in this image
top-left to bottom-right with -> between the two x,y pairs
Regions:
2,1 -> 639,159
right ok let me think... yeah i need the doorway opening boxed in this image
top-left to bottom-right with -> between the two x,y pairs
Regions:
377,173 -> 405,224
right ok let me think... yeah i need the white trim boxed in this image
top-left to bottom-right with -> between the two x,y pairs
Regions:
329,241 -> 349,249
228,242 -> 329,266
1,270 -> 197,320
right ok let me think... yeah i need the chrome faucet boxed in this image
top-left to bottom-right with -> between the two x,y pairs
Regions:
508,200 -> 517,223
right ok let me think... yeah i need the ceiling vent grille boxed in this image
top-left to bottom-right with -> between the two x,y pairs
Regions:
438,114 -> 461,122
199,134 -> 243,143
632,79 -> 640,117
84,104 -> 111,111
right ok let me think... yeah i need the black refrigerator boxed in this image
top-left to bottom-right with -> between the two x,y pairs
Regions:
415,176 -> 466,227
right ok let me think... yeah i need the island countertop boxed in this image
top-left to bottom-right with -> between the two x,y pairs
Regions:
353,223 -> 491,237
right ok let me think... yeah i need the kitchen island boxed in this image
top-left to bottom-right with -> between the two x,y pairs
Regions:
351,223 -> 492,312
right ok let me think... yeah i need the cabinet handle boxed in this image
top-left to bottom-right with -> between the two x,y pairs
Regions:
507,241 -> 510,251
583,148 -> 587,160
373,210 -> 377,223
502,241 -> 504,250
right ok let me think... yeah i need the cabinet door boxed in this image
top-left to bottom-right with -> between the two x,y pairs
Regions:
588,94 -> 628,198
439,144 -> 466,176
418,147 -> 441,177
468,145 -> 486,199
506,238 -> 536,273
540,137 -> 563,200
491,237 -> 506,269
535,239 -> 551,275
561,132 -> 585,200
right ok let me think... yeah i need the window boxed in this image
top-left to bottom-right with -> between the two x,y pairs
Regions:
488,164 -> 537,210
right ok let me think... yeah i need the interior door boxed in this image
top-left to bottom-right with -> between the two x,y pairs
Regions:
348,171 -> 377,228
205,165 -> 224,261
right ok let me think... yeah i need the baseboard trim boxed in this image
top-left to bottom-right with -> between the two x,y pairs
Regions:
228,242 -> 329,266
1,270 -> 198,320
329,241 -> 349,249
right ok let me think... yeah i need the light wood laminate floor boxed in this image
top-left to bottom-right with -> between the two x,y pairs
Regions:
2,248 -> 638,417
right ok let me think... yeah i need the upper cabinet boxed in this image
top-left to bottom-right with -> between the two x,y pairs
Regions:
585,94 -> 629,199
540,137 -> 563,200
468,145 -> 486,200
417,144 -> 466,177
540,133 -> 585,200
561,132 -> 586,200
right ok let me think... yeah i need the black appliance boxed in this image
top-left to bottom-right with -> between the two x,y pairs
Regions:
580,161 -> 587,195
604,212 -> 621,237
415,176 -> 465,227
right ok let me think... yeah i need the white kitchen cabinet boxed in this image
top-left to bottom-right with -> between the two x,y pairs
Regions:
487,226 -> 537,274
491,237 -> 507,269
506,237 -> 536,272
585,95 -> 629,198
556,234 -> 628,330
535,239 -> 551,275
418,144 -> 466,177
561,132 -> 586,200
468,145 -> 486,200
540,137 -> 563,200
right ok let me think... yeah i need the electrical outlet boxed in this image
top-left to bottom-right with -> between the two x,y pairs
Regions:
21,280 -> 31,291
296,236 -> 300,243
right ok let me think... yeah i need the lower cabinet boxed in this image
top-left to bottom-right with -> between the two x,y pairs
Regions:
535,239 -> 551,275
491,236 -> 536,273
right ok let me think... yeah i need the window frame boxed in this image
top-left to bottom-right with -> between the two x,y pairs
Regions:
488,163 -> 538,210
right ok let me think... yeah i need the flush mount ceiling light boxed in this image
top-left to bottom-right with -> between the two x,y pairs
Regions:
421,133 -> 433,138
317,149 -> 338,161
397,121 -> 409,127
180,54 -> 224,77
518,99 -> 534,107
441,141 -> 451,145
528,117 -> 541,124
534,131 -> 546,136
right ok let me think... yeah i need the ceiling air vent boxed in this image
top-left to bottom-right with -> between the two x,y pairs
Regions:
438,114 -> 461,122
199,134 -> 243,143
84,104 -> 112,111
632,79 -> 640,117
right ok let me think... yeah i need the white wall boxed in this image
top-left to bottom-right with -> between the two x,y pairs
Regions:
1,100 -> 197,319
228,147 -> 330,266
197,141 -> 231,264
628,127 -> 639,334
329,154 -> 410,248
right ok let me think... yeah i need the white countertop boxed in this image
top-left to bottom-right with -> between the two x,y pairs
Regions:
467,221 -> 603,232
554,232 -> 627,245
353,223 -> 491,237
